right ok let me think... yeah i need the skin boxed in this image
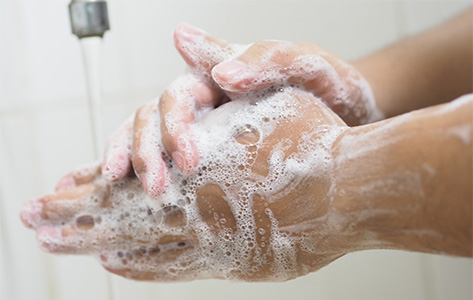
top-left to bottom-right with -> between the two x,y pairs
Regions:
101,8 -> 472,198
21,9 -> 473,281
333,97 -> 472,256
101,23 -> 383,197
22,86 -> 359,281
20,88 -> 472,281
353,8 -> 473,118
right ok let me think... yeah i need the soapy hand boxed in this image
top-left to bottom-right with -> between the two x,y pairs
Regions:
101,24 -> 383,199
21,83 -> 371,282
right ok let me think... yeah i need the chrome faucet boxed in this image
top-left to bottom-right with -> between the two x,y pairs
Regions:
69,0 -> 110,38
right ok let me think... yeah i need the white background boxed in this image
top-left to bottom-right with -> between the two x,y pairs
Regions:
1,1 -> 472,299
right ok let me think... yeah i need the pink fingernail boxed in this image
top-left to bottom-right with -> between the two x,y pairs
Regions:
177,23 -> 205,42
213,60 -> 249,78
172,151 -> 186,173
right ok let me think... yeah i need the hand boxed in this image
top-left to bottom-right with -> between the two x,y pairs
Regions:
101,23 -> 383,198
173,23 -> 382,126
21,86 -> 371,282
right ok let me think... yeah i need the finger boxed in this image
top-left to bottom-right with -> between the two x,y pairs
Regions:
159,75 -> 222,174
210,41 -> 377,125
55,163 -> 100,192
21,184 -> 103,229
212,41 -> 344,95
102,234 -> 197,281
211,40 -> 305,93
132,101 -> 170,199
173,22 -> 232,76
36,223 -> 101,254
36,226 -> 80,254
102,116 -> 134,182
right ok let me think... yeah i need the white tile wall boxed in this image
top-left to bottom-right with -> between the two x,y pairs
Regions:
1,1 -> 471,300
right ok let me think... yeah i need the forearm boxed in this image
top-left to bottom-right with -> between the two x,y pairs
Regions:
332,95 -> 472,256
353,8 -> 473,118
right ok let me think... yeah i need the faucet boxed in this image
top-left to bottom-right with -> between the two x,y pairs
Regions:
69,0 -> 110,38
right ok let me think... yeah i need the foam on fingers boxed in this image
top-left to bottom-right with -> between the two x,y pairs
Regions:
133,101 -> 170,198
32,86 -> 347,281
173,23 -> 231,75
36,224 -> 101,254
21,184 -> 102,230
161,74 -> 211,174
55,162 -> 101,192
102,116 -> 134,182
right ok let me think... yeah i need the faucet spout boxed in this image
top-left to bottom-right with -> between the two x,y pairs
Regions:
69,0 -> 110,39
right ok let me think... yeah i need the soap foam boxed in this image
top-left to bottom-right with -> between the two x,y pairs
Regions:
32,85 -> 346,282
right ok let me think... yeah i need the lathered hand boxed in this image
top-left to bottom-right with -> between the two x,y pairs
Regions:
21,86 -> 371,281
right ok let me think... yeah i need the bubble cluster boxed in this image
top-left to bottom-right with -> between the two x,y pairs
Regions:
30,85 -> 345,282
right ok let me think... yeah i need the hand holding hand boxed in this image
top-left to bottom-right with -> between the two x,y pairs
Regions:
21,85 -> 371,282
101,24 -> 383,199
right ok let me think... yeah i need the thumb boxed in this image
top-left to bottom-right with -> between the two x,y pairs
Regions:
173,23 -> 233,76
211,40 -> 301,93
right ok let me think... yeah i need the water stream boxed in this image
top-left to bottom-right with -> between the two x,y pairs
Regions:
80,37 -> 105,158
79,36 -> 115,300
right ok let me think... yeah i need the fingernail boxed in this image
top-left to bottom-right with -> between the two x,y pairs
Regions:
177,23 -> 205,42
213,60 -> 250,78
172,151 -> 186,173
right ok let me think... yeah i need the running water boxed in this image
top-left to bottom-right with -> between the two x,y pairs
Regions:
79,36 -> 114,300
80,37 -> 105,157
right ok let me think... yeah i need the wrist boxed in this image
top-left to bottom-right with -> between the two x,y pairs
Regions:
329,101 -> 473,256
328,127 -> 388,252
